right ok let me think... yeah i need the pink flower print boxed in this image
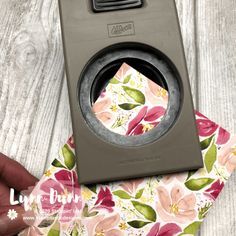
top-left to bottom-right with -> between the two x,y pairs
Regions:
19,226 -> 43,236
147,222 -> 182,236
96,112 -> 115,125
196,118 -> 230,145
22,210 -> 40,234
68,136 -> 75,149
100,88 -> 107,98
95,214 -> 123,236
93,97 -> 115,125
93,97 -> 111,113
84,213 -> 123,236
196,119 -> 218,137
204,180 -> 224,200
216,127 -> 230,145
218,136 -> 236,173
40,170 -> 82,222
120,179 -> 143,195
126,106 -> 166,135
40,179 -> 63,212
114,63 -> 131,82
145,80 -> 169,107
156,185 -> 197,224
94,187 -> 115,212
195,111 -> 208,119
82,215 -> 104,236
161,173 -> 188,185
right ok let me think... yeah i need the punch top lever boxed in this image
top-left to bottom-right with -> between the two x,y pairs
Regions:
92,0 -> 143,12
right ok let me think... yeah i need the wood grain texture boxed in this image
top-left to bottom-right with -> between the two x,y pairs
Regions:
45,74 -> 72,169
0,0 -> 236,235
0,0 -> 64,178
175,0 -> 198,107
196,0 -> 236,235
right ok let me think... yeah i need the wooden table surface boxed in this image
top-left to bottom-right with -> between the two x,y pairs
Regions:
0,0 -> 235,235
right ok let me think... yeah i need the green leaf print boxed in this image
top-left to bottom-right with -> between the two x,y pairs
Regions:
113,190 -> 132,199
52,159 -> 66,169
62,144 -> 75,170
179,221 -> 202,235
198,203 -> 212,220
48,229 -> 60,236
131,201 -> 156,222
123,74 -> 132,84
185,178 -> 214,191
122,86 -> 145,104
187,170 -> 197,180
135,188 -> 144,199
110,77 -> 120,84
47,221 -> 60,236
204,141 -> 217,173
118,103 -> 141,110
128,220 -> 151,229
200,135 -> 215,150
86,184 -> 97,194
82,204 -> 98,217
71,226 -> 79,236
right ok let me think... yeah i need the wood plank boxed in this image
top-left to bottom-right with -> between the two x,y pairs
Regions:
45,74 -> 72,169
0,0 -> 64,178
175,0 -> 198,107
196,0 -> 236,235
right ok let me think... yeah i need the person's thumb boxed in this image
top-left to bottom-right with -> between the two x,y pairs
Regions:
0,205 -> 28,236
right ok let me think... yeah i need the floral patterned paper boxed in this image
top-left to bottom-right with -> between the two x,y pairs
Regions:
93,63 -> 168,136
20,64 -> 236,236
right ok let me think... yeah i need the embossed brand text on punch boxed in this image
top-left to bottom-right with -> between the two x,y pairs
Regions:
108,22 -> 135,38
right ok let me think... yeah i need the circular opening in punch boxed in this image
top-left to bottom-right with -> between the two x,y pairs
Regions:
78,43 -> 182,147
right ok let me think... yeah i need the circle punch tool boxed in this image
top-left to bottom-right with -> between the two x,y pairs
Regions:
58,0 -> 203,184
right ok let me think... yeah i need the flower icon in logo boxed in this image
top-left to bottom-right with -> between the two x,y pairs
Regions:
7,209 -> 18,220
